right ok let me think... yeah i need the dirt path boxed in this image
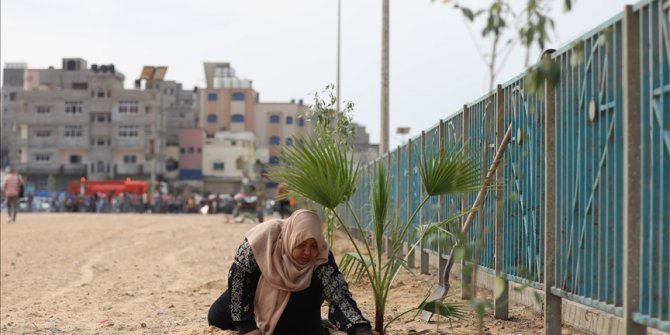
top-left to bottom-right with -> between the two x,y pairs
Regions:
0,213 -> 583,334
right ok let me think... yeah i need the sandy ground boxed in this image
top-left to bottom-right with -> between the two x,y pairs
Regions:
0,213 -> 585,335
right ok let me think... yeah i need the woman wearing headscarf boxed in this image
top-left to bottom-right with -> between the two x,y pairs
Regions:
208,209 -> 373,335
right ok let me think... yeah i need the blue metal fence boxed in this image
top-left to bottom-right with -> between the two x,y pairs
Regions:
340,0 -> 668,332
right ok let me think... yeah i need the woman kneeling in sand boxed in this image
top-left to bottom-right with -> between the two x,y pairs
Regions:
208,209 -> 373,335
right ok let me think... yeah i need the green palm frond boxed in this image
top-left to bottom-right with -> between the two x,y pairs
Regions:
371,164 -> 390,255
420,144 -> 482,197
418,298 -> 468,321
339,252 -> 372,283
269,133 -> 359,210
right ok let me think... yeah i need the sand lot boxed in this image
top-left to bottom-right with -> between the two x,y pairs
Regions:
0,213 -> 583,334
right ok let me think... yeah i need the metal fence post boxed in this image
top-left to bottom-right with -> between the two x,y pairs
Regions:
420,131 -> 430,274
407,138 -> 418,270
543,55 -> 561,335
622,5 -> 646,335
461,104 -> 472,300
438,120 -> 448,286
494,85 -> 509,319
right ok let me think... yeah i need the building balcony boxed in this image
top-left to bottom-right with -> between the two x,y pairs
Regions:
111,138 -> 146,149
90,124 -> 112,137
114,163 -> 144,175
15,163 -> 87,175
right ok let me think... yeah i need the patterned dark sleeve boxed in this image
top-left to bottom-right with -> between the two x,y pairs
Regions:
316,252 -> 372,334
228,239 -> 261,333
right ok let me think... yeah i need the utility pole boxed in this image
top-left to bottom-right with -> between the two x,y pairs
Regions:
336,0 -> 341,115
380,0 -> 390,155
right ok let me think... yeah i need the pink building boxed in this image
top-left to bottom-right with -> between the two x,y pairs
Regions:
178,128 -> 204,180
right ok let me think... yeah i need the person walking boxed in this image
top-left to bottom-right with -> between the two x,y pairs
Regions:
3,166 -> 24,223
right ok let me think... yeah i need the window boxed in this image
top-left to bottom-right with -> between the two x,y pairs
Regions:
65,101 -> 83,114
188,147 -> 194,154
118,125 -> 139,137
269,156 -> 280,165
97,90 -> 105,98
35,153 -> 51,162
97,161 -> 104,172
64,125 -> 83,137
285,138 -> 293,146
231,114 -> 245,123
207,93 -> 218,101
72,82 -> 88,90
298,117 -> 305,127
36,106 -> 51,114
97,138 -> 106,146
207,114 -> 218,123
286,116 -> 293,125
232,92 -> 245,101
269,115 -> 280,123
123,155 -> 137,163
119,101 -> 139,113
197,148 -> 202,153
180,147 -> 185,154
35,130 -> 51,138
9,92 -> 16,101
69,155 -> 82,164
269,136 -> 281,145
213,162 -> 225,170
96,115 -> 108,123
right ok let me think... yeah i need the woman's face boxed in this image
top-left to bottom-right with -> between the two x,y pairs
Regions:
291,238 -> 319,265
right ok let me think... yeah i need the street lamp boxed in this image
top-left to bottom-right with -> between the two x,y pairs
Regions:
396,127 -> 410,145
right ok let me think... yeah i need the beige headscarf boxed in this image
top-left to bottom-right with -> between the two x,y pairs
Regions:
245,209 -> 329,334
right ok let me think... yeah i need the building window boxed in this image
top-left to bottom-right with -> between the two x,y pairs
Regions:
36,106 -> 51,114
269,136 -> 281,145
69,155 -> 82,164
35,130 -> 51,138
72,82 -> 88,90
180,147 -> 185,154
118,125 -> 139,137
97,90 -> 105,98
197,148 -> 202,153
285,138 -> 293,146
231,114 -> 245,123
97,138 -> 106,146
213,162 -> 225,171
232,92 -> 245,101
123,155 -> 137,164
35,153 -> 51,162
64,125 -> 83,137
286,116 -> 293,125
9,92 -> 16,101
269,156 -> 280,165
269,115 -> 280,123
207,93 -> 218,101
97,161 -> 105,172
65,101 -> 83,114
119,101 -> 139,113
188,147 -> 194,154
298,117 -> 305,127
207,114 -> 218,123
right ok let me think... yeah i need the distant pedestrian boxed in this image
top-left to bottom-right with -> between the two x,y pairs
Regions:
3,166 -> 24,223
276,182 -> 292,219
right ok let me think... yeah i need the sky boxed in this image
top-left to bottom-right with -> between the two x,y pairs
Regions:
1,0 -> 633,149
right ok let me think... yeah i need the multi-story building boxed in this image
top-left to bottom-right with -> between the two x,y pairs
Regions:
198,62 -> 310,193
0,58 -> 168,191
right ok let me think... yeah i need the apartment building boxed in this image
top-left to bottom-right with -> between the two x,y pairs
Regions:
1,58 -> 165,190
198,62 -> 309,193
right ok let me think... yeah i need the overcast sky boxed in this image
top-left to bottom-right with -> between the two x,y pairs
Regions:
1,0 -> 632,148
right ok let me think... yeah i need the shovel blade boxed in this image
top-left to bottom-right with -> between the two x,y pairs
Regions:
419,286 -> 446,321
